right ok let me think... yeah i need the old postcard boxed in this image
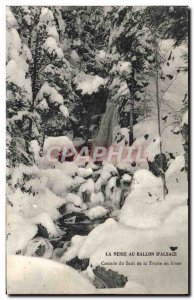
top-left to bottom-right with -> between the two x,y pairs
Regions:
6,6 -> 189,295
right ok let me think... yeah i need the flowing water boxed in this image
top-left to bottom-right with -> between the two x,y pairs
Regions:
95,102 -> 118,146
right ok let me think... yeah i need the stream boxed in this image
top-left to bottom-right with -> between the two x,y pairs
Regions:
49,212 -> 110,248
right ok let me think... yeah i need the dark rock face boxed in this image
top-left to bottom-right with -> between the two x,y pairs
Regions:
148,153 -> 168,177
36,224 -> 49,239
58,203 -> 67,215
66,257 -> 89,271
93,266 -> 128,289
50,239 -> 67,249
35,244 -> 46,257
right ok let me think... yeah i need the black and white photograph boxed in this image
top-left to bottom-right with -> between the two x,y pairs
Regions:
6,5 -> 189,295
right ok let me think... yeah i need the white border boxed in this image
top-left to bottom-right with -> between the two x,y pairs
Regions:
4,0 -> 193,5
0,1 -> 192,299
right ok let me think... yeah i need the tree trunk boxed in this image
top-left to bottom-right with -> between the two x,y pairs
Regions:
155,40 -> 167,200
31,32 -> 39,109
127,66 -> 135,146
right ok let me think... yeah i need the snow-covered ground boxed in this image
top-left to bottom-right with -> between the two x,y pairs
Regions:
7,135 -> 188,294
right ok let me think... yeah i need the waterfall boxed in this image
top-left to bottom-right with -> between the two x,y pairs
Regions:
95,102 -> 118,147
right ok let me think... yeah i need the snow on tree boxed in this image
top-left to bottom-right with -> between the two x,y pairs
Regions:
10,7 -> 73,150
6,7 -> 36,168
107,7 -> 154,145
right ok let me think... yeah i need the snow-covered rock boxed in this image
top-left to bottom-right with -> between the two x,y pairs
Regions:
43,136 -> 73,156
30,212 -> 58,237
25,237 -> 53,258
90,192 -> 104,206
74,176 -> 86,186
66,193 -> 83,207
122,174 -> 132,183
105,176 -> 122,208
79,178 -> 95,196
61,235 -> 86,263
95,163 -> 118,191
77,167 -> 93,178
64,202 -> 87,214
86,206 -> 109,220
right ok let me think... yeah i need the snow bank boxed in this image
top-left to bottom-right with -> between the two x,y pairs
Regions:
115,155 -> 188,232
28,188 -> 67,220
98,280 -> 148,294
165,154 -> 188,204
7,214 -> 37,255
8,185 -> 67,221
133,116 -> 184,161
78,205 -> 188,294
119,169 -> 169,228
42,169 -> 74,197
181,110 -> 188,126
78,218 -> 116,259
7,255 -> 96,294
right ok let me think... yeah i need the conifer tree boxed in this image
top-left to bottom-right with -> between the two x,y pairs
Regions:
109,7 -> 153,145
6,7 -> 36,167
